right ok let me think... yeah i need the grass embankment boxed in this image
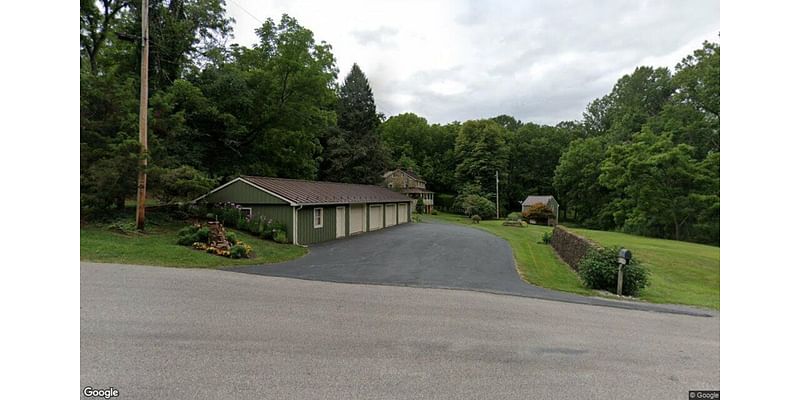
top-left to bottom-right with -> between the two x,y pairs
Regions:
424,212 -> 720,309
80,223 -> 307,268
569,227 -> 719,309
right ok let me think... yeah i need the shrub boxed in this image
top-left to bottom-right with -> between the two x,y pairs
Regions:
471,214 -> 482,224
416,197 -> 425,213
540,231 -> 553,244
273,230 -> 288,244
522,202 -> 554,224
577,246 -> 650,296
230,244 -> 248,259
225,231 -> 238,245
506,212 -> 522,221
178,225 -> 199,237
196,227 -> 210,243
430,210 -> 438,215
461,195 -> 495,219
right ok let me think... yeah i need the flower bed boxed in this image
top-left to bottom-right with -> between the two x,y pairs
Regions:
178,222 -> 253,259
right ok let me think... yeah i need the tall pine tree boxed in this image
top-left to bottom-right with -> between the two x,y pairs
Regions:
320,64 -> 387,184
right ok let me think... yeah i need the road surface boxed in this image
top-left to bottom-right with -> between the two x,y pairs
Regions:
81,262 -> 719,399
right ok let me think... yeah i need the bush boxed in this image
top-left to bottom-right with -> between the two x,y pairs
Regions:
430,210 -> 438,215
273,230 -> 288,244
177,224 -> 202,246
506,212 -> 522,221
471,214 -> 482,224
196,227 -> 210,243
416,197 -> 425,214
230,244 -> 248,259
225,231 -> 238,245
522,202 -> 554,224
577,246 -> 650,296
540,231 -> 552,244
461,195 -> 495,219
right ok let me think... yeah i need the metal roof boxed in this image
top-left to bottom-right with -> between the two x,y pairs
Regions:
240,176 -> 413,205
521,195 -> 558,207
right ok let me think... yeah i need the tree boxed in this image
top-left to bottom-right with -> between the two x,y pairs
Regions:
379,112 -> 431,166
454,120 -> 509,201
552,138 -> 610,226
320,63 -> 388,183
522,203 -> 554,224
461,195 -> 496,219
599,130 -> 716,241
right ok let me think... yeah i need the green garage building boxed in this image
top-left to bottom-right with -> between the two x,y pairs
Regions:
196,176 -> 414,245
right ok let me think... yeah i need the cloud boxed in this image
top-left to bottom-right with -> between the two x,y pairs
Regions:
350,26 -> 399,47
227,0 -> 720,125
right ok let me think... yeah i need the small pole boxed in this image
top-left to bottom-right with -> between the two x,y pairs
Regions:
495,170 -> 499,219
616,262 -> 624,296
135,0 -> 149,231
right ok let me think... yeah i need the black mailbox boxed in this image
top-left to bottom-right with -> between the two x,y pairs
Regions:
617,248 -> 632,265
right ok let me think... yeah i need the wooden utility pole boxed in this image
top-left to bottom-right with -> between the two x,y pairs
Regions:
135,0 -> 149,231
495,170 -> 500,219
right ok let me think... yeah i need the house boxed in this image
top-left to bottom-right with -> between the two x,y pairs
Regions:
382,169 -> 434,213
521,195 -> 559,226
195,176 -> 414,245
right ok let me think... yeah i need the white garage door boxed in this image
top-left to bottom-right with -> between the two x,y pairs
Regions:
350,204 -> 364,234
385,204 -> 397,226
369,204 -> 383,231
398,203 -> 408,223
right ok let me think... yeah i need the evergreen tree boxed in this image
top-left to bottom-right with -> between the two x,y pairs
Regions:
321,64 -> 388,184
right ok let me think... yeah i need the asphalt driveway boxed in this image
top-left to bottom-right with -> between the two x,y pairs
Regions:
232,222 -> 712,316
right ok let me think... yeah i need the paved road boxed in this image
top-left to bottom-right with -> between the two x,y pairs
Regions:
81,263 -> 719,400
232,222 -> 711,316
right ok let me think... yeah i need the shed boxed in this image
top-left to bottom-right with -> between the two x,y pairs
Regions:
521,195 -> 560,225
195,176 -> 414,245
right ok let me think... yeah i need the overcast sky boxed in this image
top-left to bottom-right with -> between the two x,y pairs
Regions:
224,0 -> 719,125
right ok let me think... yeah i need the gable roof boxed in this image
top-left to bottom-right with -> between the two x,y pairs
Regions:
383,168 -> 426,183
232,176 -> 412,206
522,195 -> 558,207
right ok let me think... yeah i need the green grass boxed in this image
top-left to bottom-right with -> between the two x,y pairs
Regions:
422,212 -> 594,296
80,223 -> 307,268
424,212 -> 719,309
569,227 -> 719,309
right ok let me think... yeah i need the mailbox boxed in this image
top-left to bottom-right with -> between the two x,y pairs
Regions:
617,248 -> 632,265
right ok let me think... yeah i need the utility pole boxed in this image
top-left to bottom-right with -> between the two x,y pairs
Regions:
135,0 -> 149,231
495,170 -> 500,219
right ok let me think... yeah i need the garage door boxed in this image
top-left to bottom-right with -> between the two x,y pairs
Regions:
350,204 -> 364,234
398,203 -> 408,223
369,204 -> 383,231
385,204 -> 397,226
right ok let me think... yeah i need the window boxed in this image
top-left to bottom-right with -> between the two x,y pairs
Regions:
240,207 -> 252,218
313,208 -> 323,228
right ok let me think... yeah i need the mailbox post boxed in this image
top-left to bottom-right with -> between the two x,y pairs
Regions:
617,248 -> 632,296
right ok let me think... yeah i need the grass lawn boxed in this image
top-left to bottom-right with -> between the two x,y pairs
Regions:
80,223 -> 307,268
424,212 -> 719,309
421,212 -> 594,296
569,227 -> 719,309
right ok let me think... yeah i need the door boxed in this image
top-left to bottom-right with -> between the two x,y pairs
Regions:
336,206 -> 346,238
349,204 -> 363,234
369,204 -> 383,231
398,203 -> 408,223
385,204 -> 397,226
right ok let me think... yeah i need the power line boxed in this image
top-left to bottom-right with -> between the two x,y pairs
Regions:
227,0 -> 263,24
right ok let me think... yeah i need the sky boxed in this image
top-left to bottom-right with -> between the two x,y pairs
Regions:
224,0 -> 720,125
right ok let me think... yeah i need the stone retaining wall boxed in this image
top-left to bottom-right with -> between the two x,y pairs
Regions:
550,226 -> 600,270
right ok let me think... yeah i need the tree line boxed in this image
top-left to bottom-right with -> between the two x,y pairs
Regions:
80,1 -> 719,245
